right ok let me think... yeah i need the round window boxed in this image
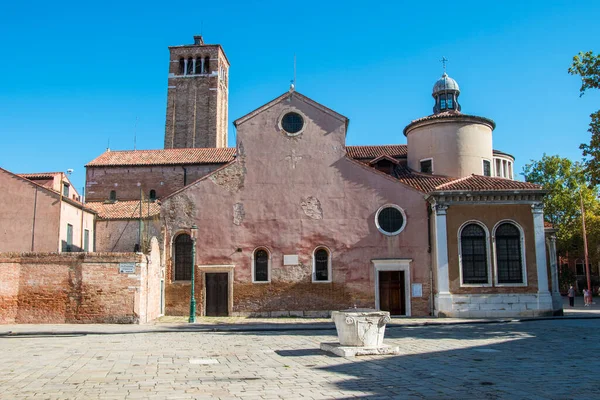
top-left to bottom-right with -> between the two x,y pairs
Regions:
281,112 -> 304,135
375,205 -> 406,236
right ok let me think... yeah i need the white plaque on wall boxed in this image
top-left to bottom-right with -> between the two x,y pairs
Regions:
283,255 -> 299,265
411,283 -> 423,298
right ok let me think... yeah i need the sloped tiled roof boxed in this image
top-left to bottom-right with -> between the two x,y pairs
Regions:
86,148 -> 236,167
346,145 -> 408,159
17,172 -> 62,180
85,201 -> 161,220
404,111 -> 496,135
433,175 -> 542,192
394,165 -> 456,193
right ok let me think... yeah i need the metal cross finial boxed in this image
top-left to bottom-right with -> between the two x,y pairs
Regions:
440,56 -> 448,73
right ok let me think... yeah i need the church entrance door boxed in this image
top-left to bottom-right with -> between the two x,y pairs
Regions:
205,273 -> 228,316
378,270 -> 405,316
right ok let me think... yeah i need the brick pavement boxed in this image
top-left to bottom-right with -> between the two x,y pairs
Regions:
1,318 -> 599,399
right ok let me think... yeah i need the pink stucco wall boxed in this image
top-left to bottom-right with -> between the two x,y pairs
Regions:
162,93 -> 432,316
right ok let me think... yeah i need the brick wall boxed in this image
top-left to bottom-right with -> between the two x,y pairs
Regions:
0,242 -> 161,324
85,164 -> 223,202
95,218 -> 162,253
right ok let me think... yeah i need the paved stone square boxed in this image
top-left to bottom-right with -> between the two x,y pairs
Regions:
0,318 -> 599,399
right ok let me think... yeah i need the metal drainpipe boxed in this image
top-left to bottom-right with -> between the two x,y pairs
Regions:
182,166 -> 187,186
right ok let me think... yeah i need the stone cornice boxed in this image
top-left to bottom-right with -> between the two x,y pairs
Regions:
427,190 -> 546,205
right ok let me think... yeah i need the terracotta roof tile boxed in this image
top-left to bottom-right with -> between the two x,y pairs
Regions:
85,201 -> 160,220
17,172 -> 62,179
346,145 -> 407,159
433,175 -> 542,192
393,165 -> 456,193
86,148 -> 236,167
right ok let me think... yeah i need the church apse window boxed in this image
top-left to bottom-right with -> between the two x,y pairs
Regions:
253,248 -> 270,282
375,205 -> 406,236
174,233 -> 193,281
109,190 -> 117,201
495,222 -> 524,284
460,223 -> 489,285
313,247 -> 331,282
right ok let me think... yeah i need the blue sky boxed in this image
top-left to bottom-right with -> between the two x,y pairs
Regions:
1,0 -> 599,193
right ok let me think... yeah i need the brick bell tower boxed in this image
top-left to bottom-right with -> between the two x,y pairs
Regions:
164,35 -> 229,149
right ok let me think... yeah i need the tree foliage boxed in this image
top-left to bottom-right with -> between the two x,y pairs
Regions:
522,155 -> 600,256
569,51 -> 600,185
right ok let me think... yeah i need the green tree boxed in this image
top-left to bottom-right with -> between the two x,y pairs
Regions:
522,155 -> 600,256
569,51 -> 600,185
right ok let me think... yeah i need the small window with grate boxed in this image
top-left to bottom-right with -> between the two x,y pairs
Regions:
313,248 -> 330,282
376,205 -> 406,236
420,159 -> 433,174
281,112 -> 304,135
149,189 -> 156,201
109,190 -> 117,201
253,248 -> 269,282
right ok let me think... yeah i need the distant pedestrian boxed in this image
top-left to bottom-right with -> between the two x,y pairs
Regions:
583,289 -> 589,306
568,285 -> 575,307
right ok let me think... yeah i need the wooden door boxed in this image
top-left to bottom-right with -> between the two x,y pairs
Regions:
378,271 -> 405,315
205,273 -> 228,316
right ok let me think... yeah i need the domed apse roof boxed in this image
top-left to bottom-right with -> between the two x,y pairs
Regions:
432,73 -> 460,95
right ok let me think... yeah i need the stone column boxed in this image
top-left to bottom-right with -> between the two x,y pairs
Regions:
532,203 -> 550,295
433,203 -> 452,316
201,58 -> 205,74
546,235 -> 559,293
192,58 -> 197,75
183,59 -> 188,76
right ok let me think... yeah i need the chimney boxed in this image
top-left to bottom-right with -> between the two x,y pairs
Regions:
193,35 -> 204,45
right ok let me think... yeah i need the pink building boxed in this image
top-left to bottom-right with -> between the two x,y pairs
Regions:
0,168 -> 95,253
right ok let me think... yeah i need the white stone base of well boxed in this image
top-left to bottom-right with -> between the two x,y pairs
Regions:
320,342 -> 400,357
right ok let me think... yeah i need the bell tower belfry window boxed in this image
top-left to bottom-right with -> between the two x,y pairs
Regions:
432,58 -> 461,115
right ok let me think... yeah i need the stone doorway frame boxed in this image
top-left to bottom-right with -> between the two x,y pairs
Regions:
372,259 -> 412,317
198,264 -> 235,317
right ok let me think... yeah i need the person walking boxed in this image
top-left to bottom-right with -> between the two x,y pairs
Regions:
583,288 -> 589,306
568,285 -> 576,307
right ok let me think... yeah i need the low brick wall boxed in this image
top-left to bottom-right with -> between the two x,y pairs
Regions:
0,239 -> 161,324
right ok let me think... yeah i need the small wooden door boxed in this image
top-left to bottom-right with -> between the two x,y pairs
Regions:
379,271 -> 405,315
205,273 -> 228,316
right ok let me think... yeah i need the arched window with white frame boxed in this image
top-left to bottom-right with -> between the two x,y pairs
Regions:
252,247 -> 270,283
459,222 -> 490,285
494,222 -> 526,285
312,246 -> 332,282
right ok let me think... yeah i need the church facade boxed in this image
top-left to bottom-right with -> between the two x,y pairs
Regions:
85,36 -> 563,318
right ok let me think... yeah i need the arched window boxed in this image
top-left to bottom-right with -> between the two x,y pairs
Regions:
204,56 -> 210,74
253,248 -> 269,282
495,222 -> 524,284
313,247 -> 331,282
186,57 -> 194,75
109,190 -> 117,201
460,223 -> 489,284
149,189 -> 156,201
174,234 -> 193,281
195,57 -> 202,74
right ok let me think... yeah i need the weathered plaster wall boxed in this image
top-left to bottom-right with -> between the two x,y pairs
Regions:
162,94 -> 432,316
0,169 -> 60,252
445,203 -> 538,294
94,218 -> 162,253
85,164 -> 223,202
